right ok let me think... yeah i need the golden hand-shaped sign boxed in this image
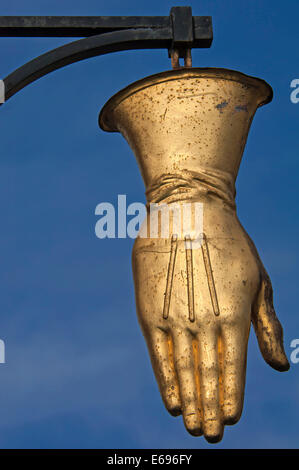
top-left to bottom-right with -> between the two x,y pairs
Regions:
99,68 -> 289,443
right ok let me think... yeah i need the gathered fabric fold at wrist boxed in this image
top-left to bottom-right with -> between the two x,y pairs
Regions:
145,167 -> 236,209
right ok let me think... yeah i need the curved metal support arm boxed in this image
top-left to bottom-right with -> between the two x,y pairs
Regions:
2,28 -> 171,103
0,7 -> 212,104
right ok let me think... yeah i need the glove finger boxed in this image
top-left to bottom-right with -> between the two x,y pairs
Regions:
220,320 -> 250,425
172,330 -> 203,436
196,328 -> 223,443
146,328 -> 182,416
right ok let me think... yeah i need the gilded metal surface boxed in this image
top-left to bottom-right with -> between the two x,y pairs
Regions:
99,68 -> 289,443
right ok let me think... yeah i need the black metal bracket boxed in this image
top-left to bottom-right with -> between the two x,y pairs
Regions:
168,6 -> 194,67
0,7 -> 212,105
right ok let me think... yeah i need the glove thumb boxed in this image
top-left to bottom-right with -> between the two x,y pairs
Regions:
252,272 -> 290,372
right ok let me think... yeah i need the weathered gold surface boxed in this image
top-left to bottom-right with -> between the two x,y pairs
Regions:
99,68 -> 289,443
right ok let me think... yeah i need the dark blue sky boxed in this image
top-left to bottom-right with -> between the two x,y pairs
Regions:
0,0 -> 298,449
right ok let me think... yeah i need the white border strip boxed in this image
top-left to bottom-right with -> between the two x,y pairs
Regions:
0,80 -> 5,103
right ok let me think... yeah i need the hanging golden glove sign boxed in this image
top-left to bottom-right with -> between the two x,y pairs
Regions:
0,6 -> 290,446
99,67 -> 289,443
